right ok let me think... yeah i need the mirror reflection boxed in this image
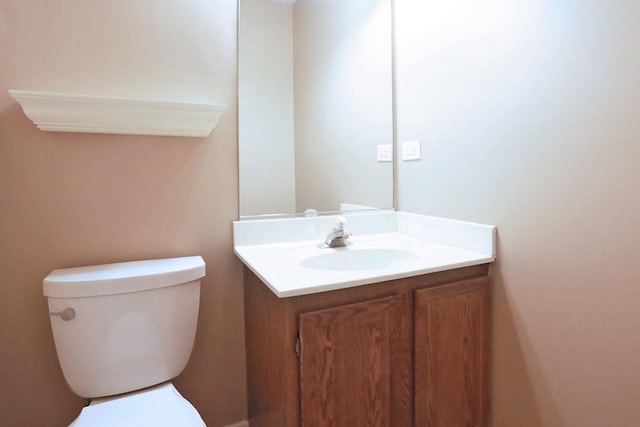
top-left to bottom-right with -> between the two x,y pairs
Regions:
238,0 -> 394,217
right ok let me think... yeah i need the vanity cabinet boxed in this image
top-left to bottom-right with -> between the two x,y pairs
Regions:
414,277 -> 490,427
299,293 -> 413,426
244,264 -> 490,427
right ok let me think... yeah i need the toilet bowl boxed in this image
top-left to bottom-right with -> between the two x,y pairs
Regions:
43,256 -> 207,426
69,383 -> 204,427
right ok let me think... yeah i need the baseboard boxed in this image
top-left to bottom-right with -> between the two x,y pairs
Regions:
225,421 -> 249,427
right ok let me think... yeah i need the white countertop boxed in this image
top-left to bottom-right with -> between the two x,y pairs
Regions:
233,211 -> 496,298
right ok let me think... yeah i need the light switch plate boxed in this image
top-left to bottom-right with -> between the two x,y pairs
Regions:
377,144 -> 393,162
402,140 -> 421,161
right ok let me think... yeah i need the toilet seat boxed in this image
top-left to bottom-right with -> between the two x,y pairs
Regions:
69,383 -> 206,427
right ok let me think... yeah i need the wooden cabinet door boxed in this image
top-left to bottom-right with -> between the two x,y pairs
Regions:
414,276 -> 490,427
299,294 -> 412,427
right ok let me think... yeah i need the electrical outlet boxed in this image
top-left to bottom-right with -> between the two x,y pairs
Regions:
377,144 -> 393,162
402,140 -> 421,161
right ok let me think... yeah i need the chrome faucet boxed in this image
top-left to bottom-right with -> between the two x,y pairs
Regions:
320,216 -> 352,248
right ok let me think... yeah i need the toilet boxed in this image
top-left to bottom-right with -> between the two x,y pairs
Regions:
43,256 -> 207,426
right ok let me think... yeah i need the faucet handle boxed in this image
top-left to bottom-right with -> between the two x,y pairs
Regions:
319,215 -> 352,248
334,215 -> 348,230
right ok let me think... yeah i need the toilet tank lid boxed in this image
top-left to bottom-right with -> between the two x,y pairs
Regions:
43,256 -> 205,298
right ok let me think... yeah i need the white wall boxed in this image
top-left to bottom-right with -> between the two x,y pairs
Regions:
395,0 -> 640,425
239,0 -> 296,216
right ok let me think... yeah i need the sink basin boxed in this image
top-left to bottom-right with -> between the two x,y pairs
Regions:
233,212 -> 496,297
300,248 -> 421,271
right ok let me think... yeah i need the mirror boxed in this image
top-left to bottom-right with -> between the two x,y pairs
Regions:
238,0 -> 394,218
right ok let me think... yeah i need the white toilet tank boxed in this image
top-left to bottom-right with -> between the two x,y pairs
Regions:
43,256 -> 205,399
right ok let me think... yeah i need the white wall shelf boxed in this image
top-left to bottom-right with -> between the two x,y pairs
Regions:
8,89 -> 227,137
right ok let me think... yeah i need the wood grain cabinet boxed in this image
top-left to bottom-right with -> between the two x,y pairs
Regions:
299,294 -> 413,427
244,264 -> 490,427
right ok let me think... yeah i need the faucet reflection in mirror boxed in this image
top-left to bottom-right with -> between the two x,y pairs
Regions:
238,0 -> 395,217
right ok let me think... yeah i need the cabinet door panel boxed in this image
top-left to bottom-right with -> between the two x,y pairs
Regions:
299,294 -> 412,427
414,276 -> 490,427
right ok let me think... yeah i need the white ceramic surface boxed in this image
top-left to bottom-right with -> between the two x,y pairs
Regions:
70,383 -> 205,427
43,256 -> 206,297
44,257 -> 204,398
233,211 -> 496,297
298,247 -> 421,271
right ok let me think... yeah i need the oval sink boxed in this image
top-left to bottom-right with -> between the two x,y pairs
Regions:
300,248 -> 421,271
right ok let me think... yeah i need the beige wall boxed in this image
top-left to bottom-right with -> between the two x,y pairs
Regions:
239,0 -> 394,216
293,0 -> 393,212
239,0 -> 296,216
0,1 -> 246,426
396,0 -> 640,426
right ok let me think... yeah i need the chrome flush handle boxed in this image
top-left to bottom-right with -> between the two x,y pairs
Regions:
49,307 -> 76,321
